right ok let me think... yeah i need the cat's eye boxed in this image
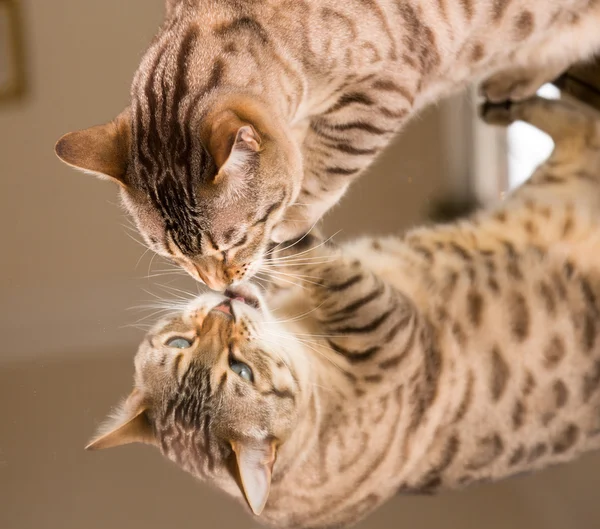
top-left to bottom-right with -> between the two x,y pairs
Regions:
165,337 -> 193,349
229,359 -> 254,382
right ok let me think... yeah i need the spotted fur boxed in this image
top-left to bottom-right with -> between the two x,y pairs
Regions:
56,0 -> 600,290
87,97 -> 600,528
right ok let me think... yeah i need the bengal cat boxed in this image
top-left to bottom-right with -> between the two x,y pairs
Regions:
54,0 -> 600,290
86,96 -> 600,528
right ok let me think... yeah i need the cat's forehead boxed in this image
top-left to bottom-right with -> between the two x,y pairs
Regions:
150,314 -> 193,336
142,293 -> 223,339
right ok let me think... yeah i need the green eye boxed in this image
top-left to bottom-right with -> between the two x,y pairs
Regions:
166,337 -> 193,349
230,360 -> 254,382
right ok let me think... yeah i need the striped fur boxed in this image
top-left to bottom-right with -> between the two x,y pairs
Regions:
90,96 -> 600,528
56,0 -> 600,290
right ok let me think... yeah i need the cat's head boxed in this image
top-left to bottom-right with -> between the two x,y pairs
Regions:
87,284 -> 309,516
55,94 -> 302,290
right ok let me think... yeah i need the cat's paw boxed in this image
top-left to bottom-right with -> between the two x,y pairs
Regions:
270,218 -> 309,244
271,204 -> 322,244
479,100 -> 515,127
480,63 -> 566,104
266,233 -> 323,262
480,70 -> 544,103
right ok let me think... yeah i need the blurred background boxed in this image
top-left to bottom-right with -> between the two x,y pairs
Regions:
1,1 -> 599,528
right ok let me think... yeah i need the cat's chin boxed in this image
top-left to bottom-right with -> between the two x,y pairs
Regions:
224,283 -> 262,310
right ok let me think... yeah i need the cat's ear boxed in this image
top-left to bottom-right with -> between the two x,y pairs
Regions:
231,439 -> 277,516
85,389 -> 156,451
55,108 -> 131,187
207,111 -> 261,187
165,0 -> 179,17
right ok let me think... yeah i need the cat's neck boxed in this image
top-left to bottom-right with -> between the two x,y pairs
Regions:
273,305 -> 437,479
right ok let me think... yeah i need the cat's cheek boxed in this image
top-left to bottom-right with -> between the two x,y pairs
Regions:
243,259 -> 264,283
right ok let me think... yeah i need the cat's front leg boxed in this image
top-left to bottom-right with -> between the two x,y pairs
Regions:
480,62 -> 568,103
266,235 -> 417,365
272,77 -> 414,242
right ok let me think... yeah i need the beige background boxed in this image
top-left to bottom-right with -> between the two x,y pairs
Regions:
1,1 -> 599,528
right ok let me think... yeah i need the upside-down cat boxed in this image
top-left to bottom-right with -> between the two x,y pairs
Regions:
87,96 -> 600,529
55,0 -> 600,290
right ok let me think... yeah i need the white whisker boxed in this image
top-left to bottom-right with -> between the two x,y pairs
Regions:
255,272 -> 308,291
266,220 -> 322,256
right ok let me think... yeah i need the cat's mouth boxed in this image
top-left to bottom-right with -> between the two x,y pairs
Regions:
224,285 -> 260,310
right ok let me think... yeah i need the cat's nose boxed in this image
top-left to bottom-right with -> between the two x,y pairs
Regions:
203,275 -> 231,291
193,262 -> 230,291
202,305 -> 233,336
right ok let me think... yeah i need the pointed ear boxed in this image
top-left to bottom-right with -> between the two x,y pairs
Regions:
86,389 -> 156,451
165,0 -> 179,17
231,439 -> 277,516
208,111 -> 261,186
55,108 -> 131,187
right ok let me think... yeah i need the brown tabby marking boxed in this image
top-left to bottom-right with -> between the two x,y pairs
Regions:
515,11 -> 535,40
459,0 -> 474,20
544,336 -> 566,368
85,97 -> 600,529
552,380 -> 569,408
490,346 -> 510,401
523,371 -> 536,396
582,360 -> 600,403
467,433 -> 504,470
418,434 -> 460,490
55,0 -> 600,291
467,290 -> 484,327
508,445 -> 526,467
537,280 -> 556,316
527,442 -> 547,463
509,291 -> 530,342
552,424 -> 580,454
512,400 -> 526,430
453,372 -> 474,422
470,42 -> 485,63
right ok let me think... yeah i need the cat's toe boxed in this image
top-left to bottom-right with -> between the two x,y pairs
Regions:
479,100 -> 514,127
480,73 -> 542,104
